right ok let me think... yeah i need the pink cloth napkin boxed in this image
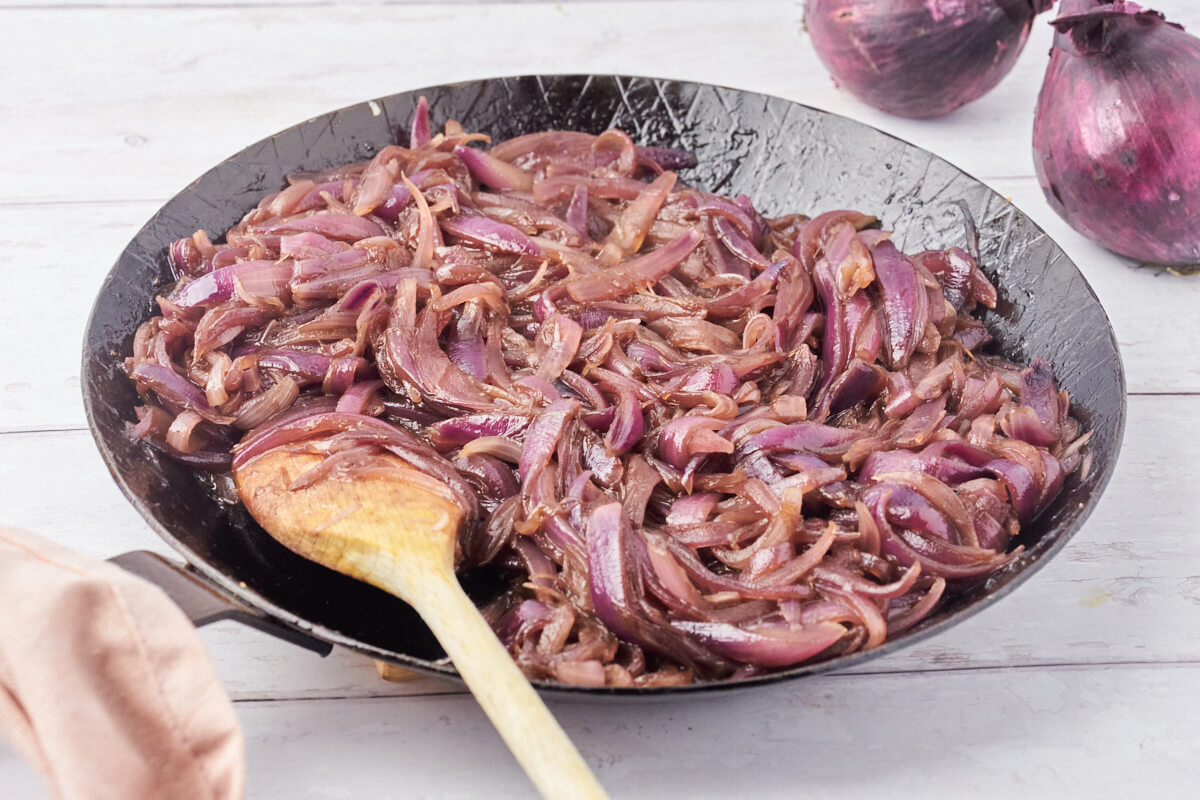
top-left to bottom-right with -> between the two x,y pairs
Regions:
0,527 -> 245,800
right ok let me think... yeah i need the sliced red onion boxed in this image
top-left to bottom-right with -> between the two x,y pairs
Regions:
587,504 -> 722,671
871,241 -> 928,370
428,413 -> 533,449
144,440 -> 233,472
740,421 -> 864,459
879,486 -> 955,543
130,364 -> 233,424
914,247 -> 974,312
231,410 -> 379,468
604,170 -> 677,255
707,258 -> 785,319
958,374 -> 1004,420
168,237 -> 206,279
693,366 -> 742,397
599,376 -> 645,456
1018,358 -> 1063,438
454,145 -> 533,191
260,213 -> 385,241
534,314 -> 583,381
533,174 -> 649,203
410,95 -> 430,149
233,377 -> 301,430
690,194 -> 758,238
665,492 -> 721,526
280,232 -> 344,260
518,399 -> 579,485
565,184 -> 591,239
235,347 -> 325,383
165,410 -> 207,454
558,369 -> 607,412
294,180 -> 355,215
379,283 -> 497,412
644,536 -> 707,610
894,395 -> 948,448
515,375 -> 563,405
370,169 -> 434,222
712,217 -> 772,270
887,577 -> 947,635
335,379 -> 385,415
671,620 -> 845,668
352,147 -> 402,216
825,360 -> 885,416
824,222 -> 875,296
986,458 -> 1040,522
867,489 -> 1015,580
455,453 -> 519,502
292,247 -> 372,281
440,215 -> 543,257
564,230 -> 702,303
812,562 -> 922,601
172,260 -> 292,308
859,443 -> 990,486
871,469 -> 978,547
458,436 -> 524,464
659,416 -> 733,469
999,405 -> 1060,448
593,129 -> 637,174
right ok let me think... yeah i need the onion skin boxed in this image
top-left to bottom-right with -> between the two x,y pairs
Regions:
1033,2 -> 1200,267
805,0 -> 1051,119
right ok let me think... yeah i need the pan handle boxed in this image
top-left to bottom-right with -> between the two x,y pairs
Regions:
109,550 -> 333,656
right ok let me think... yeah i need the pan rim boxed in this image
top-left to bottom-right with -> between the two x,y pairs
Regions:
82,72 -> 1128,697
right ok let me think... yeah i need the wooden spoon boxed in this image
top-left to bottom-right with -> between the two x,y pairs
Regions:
235,445 -> 610,800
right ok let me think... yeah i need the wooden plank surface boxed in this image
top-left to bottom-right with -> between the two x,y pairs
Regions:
5,663 -> 1199,800
7,2 -> 1198,209
3,1 -> 1198,798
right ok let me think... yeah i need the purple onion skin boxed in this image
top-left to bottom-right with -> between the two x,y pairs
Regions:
805,0 -> 1051,119
1033,2 -> 1200,267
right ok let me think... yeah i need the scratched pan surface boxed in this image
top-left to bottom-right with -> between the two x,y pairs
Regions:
82,75 -> 1126,697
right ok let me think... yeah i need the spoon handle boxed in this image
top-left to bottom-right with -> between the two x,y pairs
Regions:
408,571 -> 610,800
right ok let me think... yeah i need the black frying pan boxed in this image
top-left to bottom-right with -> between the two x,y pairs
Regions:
82,75 -> 1127,696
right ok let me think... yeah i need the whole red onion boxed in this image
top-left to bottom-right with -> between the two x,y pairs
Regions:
804,0 -> 1055,119
1033,1 -> 1200,268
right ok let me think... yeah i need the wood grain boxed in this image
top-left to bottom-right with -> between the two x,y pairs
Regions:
6,662 -> 1199,799
1,3 -> 1193,206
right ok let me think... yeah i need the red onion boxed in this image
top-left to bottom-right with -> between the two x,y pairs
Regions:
440,215 -> 543,257
259,212 -> 384,241
453,145 -> 533,191
123,105 -> 1088,688
410,95 -> 431,149
805,0 -> 1054,118
671,619 -> 846,668
1033,1 -> 1200,268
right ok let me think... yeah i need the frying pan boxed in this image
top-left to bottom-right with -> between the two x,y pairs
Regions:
82,75 -> 1126,696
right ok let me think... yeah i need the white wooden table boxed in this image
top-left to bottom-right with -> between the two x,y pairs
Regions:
3,2 -> 1199,797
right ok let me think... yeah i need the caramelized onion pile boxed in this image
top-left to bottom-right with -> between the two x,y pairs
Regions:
125,99 -> 1089,687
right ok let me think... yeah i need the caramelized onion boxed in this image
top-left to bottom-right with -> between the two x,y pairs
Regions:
124,105 -> 1085,687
